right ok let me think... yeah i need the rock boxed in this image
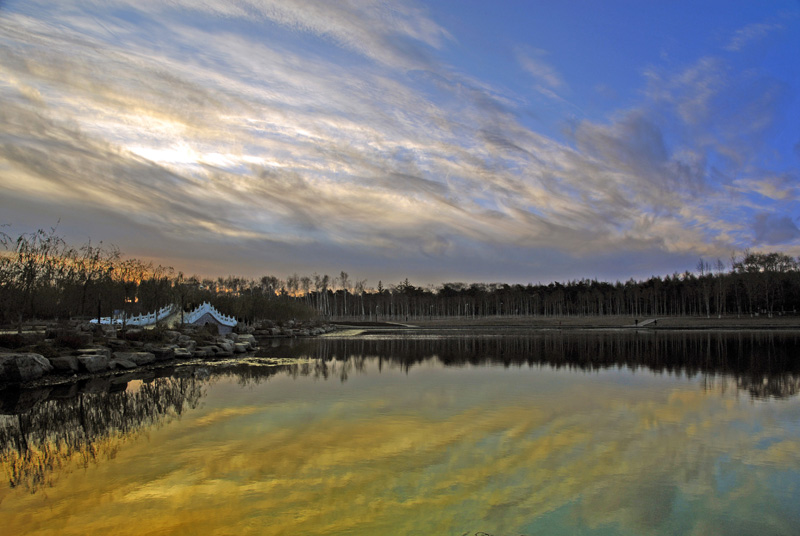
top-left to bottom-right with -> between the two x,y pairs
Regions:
0,353 -> 54,382
298,329 -> 310,337
164,330 -> 181,342
76,347 -> 111,359
110,357 -> 137,370
270,327 -> 281,337
216,340 -> 235,353
234,343 -> 249,353
193,346 -> 215,358
122,328 -> 144,341
173,347 -> 192,358
112,351 -> 155,366
77,354 -> 110,373
179,339 -> 197,352
49,355 -> 80,373
107,338 -> 127,349
238,334 -> 257,347
225,332 -> 240,342
150,347 -> 175,361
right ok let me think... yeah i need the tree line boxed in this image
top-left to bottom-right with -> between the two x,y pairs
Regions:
3,226 -> 800,326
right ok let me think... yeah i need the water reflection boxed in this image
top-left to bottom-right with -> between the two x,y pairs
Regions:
1,330 -> 799,535
1,376 -> 204,493
259,330 -> 800,398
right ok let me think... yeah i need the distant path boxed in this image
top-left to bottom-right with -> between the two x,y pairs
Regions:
625,318 -> 659,328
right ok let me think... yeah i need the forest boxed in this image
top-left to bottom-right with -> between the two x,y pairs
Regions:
2,226 -> 800,326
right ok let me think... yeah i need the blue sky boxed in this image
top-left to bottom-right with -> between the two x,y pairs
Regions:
1,1 -> 798,286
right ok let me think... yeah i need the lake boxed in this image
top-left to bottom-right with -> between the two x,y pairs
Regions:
2,329 -> 800,535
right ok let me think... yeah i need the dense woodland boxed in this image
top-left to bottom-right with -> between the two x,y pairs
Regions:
3,227 -> 800,326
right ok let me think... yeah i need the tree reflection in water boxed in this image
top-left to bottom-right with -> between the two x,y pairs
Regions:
262,330 -> 800,399
0,376 -> 205,493
2,330 -> 800,495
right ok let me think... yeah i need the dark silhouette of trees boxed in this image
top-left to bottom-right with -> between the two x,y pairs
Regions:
4,227 -> 800,326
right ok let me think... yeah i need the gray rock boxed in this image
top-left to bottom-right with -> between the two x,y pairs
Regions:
112,351 -> 155,366
225,332 -> 240,342
49,355 -> 80,373
0,353 -> 54,382
173,347 -> 192,357
237,334 -> 257,346
106,338 -> 127,349
110,357 -> 137,370
76,347 -> 111,359
77,353 -> 110,373
150,347 -> 175,361
164,330 -> 181,342
234,342 -> 249,353
193,346 -> 214,357
216,340 -> 235,353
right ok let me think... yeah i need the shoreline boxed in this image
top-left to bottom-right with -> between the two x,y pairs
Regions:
332,314 -> 800,331
3,315 -> 800,398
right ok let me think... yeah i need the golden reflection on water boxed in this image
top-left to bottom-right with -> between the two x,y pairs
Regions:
2,363 -> 800,535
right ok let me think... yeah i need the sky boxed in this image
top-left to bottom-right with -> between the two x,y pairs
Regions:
1,0 -> 798,287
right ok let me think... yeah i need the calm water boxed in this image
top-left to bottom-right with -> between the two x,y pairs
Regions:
2,330 -> 800,535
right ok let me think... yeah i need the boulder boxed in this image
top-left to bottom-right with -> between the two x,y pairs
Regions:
216,340 -> 235,353
225,332 -> 240,342
49,355 -> 81,373
76,347 -> 111,359
238,334 -> 257,347
173,347 -> 192,358
77,354 -> 110,373
150,347 -> 175,361
164,330 -> 181,342
106,338 -> 127,349
0,353 -> 54,382
194,346 -> 215,358
110,357 -> 137,370
234,343 -> 249,354
112,351 -> 155,366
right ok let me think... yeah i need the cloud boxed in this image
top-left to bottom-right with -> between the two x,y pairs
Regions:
725,21 -> 783,52
516,47 -> 568,99
752,213 -> 800,245
0,0 -> 797,283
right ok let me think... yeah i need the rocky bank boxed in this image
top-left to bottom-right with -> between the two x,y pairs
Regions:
0,320 -> 336,386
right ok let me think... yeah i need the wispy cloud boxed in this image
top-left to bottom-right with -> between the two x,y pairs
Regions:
725,21 -> 783,51
0,0 -> 797,281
